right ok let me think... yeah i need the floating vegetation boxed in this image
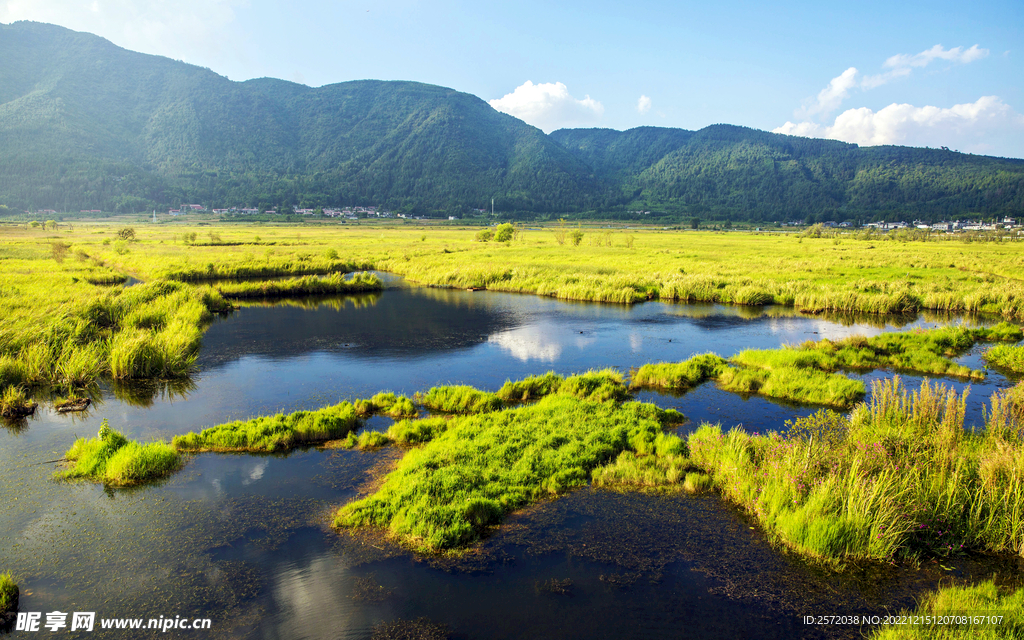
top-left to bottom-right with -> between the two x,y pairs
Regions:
214,272 -> 382,299
688,378 -> 1024,564
54,395 -> 92,413
173,402 -> 360,453
58,419 -> 181,486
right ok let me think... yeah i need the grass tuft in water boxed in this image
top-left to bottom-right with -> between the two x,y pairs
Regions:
0,386 -> 37,418
354,392 -> 418,418
415,385 -> 504,414
984,343 -> 1024,373
59,419 -> 181,486
631,353 -> 727,390
0,572 -> 16,615
173,402 -> 360,452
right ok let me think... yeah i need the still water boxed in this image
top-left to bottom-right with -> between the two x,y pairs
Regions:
1,283 -> 1020,639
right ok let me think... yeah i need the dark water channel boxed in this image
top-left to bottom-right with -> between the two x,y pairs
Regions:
2,282 -> 1021,639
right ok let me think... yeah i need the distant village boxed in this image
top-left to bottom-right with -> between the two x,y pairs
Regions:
166,205 -> 396,219
781,217 -> 1019,231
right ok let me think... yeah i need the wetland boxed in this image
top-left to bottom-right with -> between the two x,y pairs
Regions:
3,223 -> 1024,638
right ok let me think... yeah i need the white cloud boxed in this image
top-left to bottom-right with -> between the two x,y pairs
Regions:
799,67 -> 859,117
884,44 -> 989,70
799,45 -> 991,117
0,0 -> 248,67
775,96 -> 1024,153
637,94 -> 652,114
489,81 -> 604,132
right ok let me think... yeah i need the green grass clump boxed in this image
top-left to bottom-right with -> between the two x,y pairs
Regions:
334,394 -> 680,550
985,344 -> 1024,373
495,372 -> 563,403
215,272 -> 382,299
173,402 -> 360,452
689,377 -> 1024,564
386,416 -> 453,445
557,369 -> 630,402
416,385 -> 504,414
354,392 -> 417,418
591,448 -> 694,489
631,353 -> 727,390
0,572 -> 16,614
0,385 -> 37,418
59,419 -> 180,486
869,580 -> 1024,639
716,365 -> 866,408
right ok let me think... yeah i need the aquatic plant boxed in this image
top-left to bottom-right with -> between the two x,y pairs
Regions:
631,353 -> 727,390
415,385 -> 504,414
0,572 -> 16,614
715,365 -> 865,408
869,580 -> 1024,639
173,402 -> 360,452
334,394 -> 681,550
984,343 -> 1024,373
495,372 -> 563,403
354,392 -> 418,418
59,419 -> 181,486
0,386 -> 37,418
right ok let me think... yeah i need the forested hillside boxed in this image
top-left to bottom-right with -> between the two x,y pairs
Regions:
1,21 -> 1022,220
551,126 -> 1024,220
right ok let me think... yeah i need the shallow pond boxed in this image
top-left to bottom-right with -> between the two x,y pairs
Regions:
1,283 -> 1020,638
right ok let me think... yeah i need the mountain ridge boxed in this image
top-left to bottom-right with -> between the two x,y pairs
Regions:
0,20 -> 1021,220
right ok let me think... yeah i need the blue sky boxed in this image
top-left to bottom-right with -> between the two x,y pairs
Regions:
3,0 -> 1022,156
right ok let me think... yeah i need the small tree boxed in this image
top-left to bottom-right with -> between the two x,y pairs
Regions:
117,227 -> 136,241
570,229 -> 584,246
51,241 -> 71,263
28,221 -> 41,229
45,220 -> 57,230
494,223 -> 515,243
690,217 -> 700,230
475,229 -> 493,242
553,218 -> 567,245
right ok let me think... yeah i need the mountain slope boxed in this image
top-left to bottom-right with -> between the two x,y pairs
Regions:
0,21 -> 601,213
1,21 -> 1022,220
551,125 -> 1024,219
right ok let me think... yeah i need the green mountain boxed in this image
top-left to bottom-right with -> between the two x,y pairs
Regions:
0,20 -> 1022,220
0,21 -> 601,214
551,125 -> 1024,220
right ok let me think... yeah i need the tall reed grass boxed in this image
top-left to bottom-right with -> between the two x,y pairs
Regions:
688,377 -> 1024,564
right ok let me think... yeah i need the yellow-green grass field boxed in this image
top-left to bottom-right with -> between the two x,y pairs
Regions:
4,219 -> 1024,413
